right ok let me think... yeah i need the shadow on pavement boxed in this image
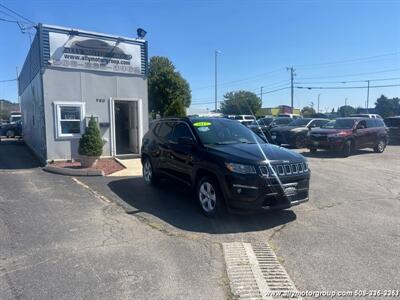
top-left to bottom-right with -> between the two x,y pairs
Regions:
107,177 -> 297,234
299,148 -> 373,159
0,139 -> 42,170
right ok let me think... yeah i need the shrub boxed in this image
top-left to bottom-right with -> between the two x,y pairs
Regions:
78,116 -> 103,157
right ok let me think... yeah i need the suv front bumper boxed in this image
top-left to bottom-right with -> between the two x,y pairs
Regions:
220,172 -> 310,212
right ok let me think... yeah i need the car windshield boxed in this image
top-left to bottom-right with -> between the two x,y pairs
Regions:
190,118 -> 265,145
288,119 -> 310,127
331,119 -> 356,129
251,118 -> 273,126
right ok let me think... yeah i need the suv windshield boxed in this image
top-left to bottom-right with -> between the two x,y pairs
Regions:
273,118 -> 292,125
288,119 -> 311,127
190,118 -> 265,145
251,118 -> 273,126
331,119 -> 356,129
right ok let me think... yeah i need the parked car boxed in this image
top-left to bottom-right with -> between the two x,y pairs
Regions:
0,120 -> 22,139
226,115 -> 256,122
248,117 -> 293,142
269,118 -> 330,148
141,117 -> 310,216
351,113 -> 382,119
306,117 -> 388,157
384,116 -> 400,144
277,113 -> 301,119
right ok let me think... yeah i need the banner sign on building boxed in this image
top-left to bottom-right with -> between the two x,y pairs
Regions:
48,32 -> 142,74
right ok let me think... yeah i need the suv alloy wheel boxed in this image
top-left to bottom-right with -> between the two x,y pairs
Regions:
374,139 -> 386,153
196,176 -> 224,217
6,130 -> 15,138
143,158 -> 158,185
295,134 -> 306,148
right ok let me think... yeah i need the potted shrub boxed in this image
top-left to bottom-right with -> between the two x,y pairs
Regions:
78,116 -> 103,168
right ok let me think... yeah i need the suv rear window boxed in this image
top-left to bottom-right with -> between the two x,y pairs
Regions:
374,119 -> 386,127
154,121 -> 174,139
170,122 -> 193,142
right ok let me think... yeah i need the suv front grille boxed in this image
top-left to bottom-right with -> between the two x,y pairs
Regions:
259,162 -> 308,177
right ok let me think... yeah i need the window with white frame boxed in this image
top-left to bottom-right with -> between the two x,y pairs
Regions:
54,102 -> 85,138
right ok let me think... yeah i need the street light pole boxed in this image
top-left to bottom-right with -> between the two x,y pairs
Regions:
317,94 -> 321,113
214,50 -> 220,112
366,80 -> 370,113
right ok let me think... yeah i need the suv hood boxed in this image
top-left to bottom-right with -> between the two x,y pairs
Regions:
310,128 -> 352,135
206,143 -> 305,164
270,126 -> 306,133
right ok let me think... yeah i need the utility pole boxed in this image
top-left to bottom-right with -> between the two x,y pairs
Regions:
366,80 -> 370,113
287,67 -> 295,112
345,98 -> 348,106
214,50 -> 220,112
317,94 -> 321,113
260,86 -> 263,103
16,66 -> 20,111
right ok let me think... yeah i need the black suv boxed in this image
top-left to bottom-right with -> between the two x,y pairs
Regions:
384,116 -> 400,144
141,117 -> 310,216
306,117 -> 389,156
269,118 -> 330,148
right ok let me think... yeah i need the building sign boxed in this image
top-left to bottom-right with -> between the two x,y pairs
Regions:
48,32 -> 142,74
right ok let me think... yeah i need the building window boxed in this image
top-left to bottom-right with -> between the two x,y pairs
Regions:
54,102 -> 85,139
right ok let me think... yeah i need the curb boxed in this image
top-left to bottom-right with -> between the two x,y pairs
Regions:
43,165 -> 104,176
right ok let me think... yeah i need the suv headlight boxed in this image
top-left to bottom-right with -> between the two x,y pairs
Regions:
225,163 -> 256,174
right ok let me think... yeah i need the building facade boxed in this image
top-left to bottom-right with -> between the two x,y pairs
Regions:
18,24 -> 149,162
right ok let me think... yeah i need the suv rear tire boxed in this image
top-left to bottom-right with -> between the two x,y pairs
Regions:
142,157 -> 159,185
374,139 -> 386,153
309,148 -> 317,153
295,134 -> 306,148
342,140 -> 353,157
196,176 -> 225,217
6,130 -> 15,138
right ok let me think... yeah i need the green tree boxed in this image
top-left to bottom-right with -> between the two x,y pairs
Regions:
148,56 -> 191,117
164,99 -> 186,117
78,116 -> 103,157
375,95 -> 400,118
338,105 -> 356,117
301,106 -> 316,117
220,90 -> 261,115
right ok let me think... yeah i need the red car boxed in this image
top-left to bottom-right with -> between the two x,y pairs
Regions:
306,117 -> 389,157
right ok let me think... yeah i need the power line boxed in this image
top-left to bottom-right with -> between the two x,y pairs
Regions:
191,86 -> 290,105
295,76 -> 400,85
297,68 -> 400,80
296,83 -> 400,90
295,51 -> 400,69
191,67 -> 285,90
0,78 -> 17,83
0,3 -> 35,25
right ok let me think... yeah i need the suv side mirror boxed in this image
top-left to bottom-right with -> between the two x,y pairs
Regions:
178,137 -> 195,145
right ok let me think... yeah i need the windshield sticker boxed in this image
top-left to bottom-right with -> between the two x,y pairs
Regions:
193,121 -> 212,127
198,126 -> 210,132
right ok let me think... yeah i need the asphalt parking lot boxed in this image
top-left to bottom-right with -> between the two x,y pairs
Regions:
80,145 -> 400,296
1,141 -> 399,299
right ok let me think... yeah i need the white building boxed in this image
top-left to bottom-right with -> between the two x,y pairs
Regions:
18,24 -> 149,162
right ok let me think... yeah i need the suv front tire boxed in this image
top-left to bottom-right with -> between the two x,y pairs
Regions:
196,176 -> 224,217
142,157 -> 159,185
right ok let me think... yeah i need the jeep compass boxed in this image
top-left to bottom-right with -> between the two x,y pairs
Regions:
141,117 -> 310,216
